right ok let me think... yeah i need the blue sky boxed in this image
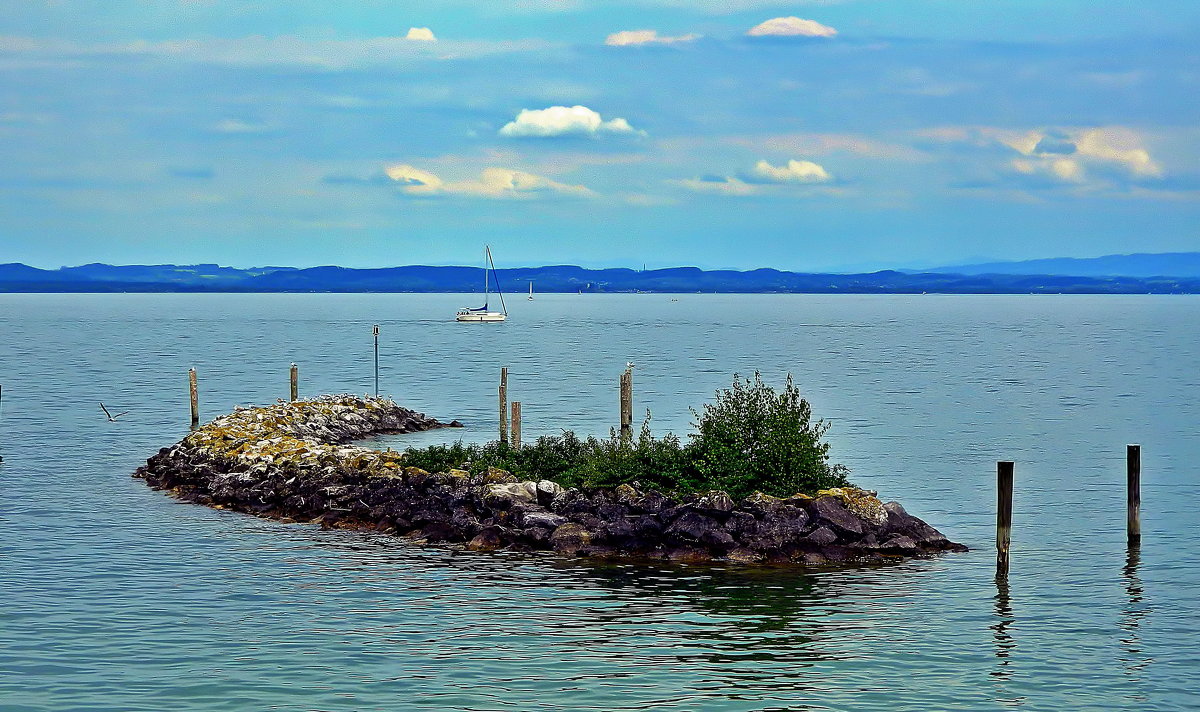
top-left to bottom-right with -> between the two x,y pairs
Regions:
2,0 -> 1198,270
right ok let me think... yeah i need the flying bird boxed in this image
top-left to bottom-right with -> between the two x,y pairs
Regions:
99,403 -> 129,422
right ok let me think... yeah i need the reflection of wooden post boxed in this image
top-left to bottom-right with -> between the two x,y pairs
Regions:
619,367 -> 633,440
1127,444 -> 1141,543
510,401 -> 521,449
289,363 -> 298,402
499,367 -> 509,444
188,368 -> 199,429
996,461 -> 1014,576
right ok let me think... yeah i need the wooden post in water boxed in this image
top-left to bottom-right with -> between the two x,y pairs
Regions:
499,367 -> 509,444
372,324 -> 380,397
619,367 -> 633,440
1127,444 -> 1141,543
188,367 -> 199,429
996,461 -> 1014,576
289,363 -> 299,402
510,401 -> 522,449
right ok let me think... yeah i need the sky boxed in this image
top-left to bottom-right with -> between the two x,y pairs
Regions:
1,0 -> 1198,271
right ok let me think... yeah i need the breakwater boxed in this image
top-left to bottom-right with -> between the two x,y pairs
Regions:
135,395 -> 966,564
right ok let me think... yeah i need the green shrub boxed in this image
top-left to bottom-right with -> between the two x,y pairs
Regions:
400,373 -> 848,499
688,372 -> 850,499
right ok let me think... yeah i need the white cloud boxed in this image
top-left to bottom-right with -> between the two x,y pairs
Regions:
605,29 -> 701,46
675,176 -> 757,196
405,27 -> 437,42
746,17 -> 837,38
385,164 -> 591,199
1002,127 -> 1162,180
499,105 -> 643,138
211,118 -> 273,134
0,34 -> 551,69
748,159 -> 831,183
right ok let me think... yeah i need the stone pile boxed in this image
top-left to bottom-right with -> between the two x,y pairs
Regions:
136,395 -> 966,564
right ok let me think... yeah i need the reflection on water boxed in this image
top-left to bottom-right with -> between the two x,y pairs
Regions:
991,575 -> 1016,682
1120,543 -> 1150,703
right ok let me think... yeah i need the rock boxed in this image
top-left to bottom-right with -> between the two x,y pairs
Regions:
485,482 -> 538,507
695,490 -> 735,513
882,534 -> 918,552
700,528 -> 736,550
817,486 -> 887,525
811,496 -> 866,536
481,467 -> 517,485
665,509 -> 720,542
725,547 -> 763,564
522,511 -> 567,529
804,525 -> 838,546
535,480 -> 564,507
550,523 -> 592,554
743,492 -> 787,518
468,527 -> 504,551
613,483 -> 640,506
666,546 -> 713,562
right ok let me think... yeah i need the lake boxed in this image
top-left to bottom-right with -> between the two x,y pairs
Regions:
1,293 -> 1197,711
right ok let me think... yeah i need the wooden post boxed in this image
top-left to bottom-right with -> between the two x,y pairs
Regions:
510,401 -> 522,449
996,461 -> 1014,576
1127,444 -> 1141,543
619,367 -> 633,440
289,363 -> 298,401
372,324 -> 380,397
499,367 -> 509,444
188,368 -> 199,429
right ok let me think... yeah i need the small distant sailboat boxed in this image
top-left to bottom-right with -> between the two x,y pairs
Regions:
456,246 -> 508,322
528,281 -> 534,301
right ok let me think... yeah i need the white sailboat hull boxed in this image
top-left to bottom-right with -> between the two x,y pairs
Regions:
456,311 -> 507,322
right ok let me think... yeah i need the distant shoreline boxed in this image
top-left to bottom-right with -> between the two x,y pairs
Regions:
2,262 -> 1198,295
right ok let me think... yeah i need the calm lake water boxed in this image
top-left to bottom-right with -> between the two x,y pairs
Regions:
1,293 -> 1197,711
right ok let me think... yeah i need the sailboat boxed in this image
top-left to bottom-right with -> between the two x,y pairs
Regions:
456,246 -> 508,322
528,281 -> 534,301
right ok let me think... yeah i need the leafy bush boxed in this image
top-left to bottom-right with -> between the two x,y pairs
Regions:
688,372 -> 850,499
400,373 -> 848,499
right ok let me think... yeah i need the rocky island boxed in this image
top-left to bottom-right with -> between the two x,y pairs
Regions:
135,395 -> 967,564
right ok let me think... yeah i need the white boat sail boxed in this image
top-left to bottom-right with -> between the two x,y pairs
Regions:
456,246 -> 508,322
528,281 -> 534,301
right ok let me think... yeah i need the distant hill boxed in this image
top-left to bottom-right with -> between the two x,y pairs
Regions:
2,262 -> 1198,293
925,252 -> 1200,278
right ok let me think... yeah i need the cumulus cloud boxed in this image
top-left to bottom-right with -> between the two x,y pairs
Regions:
405,27 -> 436,42
746,17 -> 837,38
745,159 -> 831,184
384,164 -> 591,199
499,105 -> 643,138
1004,127 -> 1162,181
605,29 -> 701,46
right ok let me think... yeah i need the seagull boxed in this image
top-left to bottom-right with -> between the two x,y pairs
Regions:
99,403 -> 129,422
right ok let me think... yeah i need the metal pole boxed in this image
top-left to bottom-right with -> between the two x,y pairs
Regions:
372,324 -> 379,397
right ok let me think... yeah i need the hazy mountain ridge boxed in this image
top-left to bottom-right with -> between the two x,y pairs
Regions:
922,252 -> 1200,278
2,261 -> 1198,293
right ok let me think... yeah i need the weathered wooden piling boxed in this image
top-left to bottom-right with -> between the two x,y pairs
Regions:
372,324 -> 380,396
188,368 -> 199,429
510,401 -> 522,448
996,461 -> 1014,576
499,366 -> 509,444
1127,444 -> 1141,543
289,363 -> 298,402
619,367 -> 633,440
